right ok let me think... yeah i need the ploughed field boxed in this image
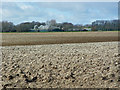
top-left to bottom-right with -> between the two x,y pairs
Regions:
1,31 -> 120,88
1,42 -> 120,88
2,31 -> 119,46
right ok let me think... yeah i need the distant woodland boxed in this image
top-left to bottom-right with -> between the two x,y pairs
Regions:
0,19 -> 120,32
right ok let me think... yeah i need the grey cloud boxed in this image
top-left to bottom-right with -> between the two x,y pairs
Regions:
2,2 -> 118,25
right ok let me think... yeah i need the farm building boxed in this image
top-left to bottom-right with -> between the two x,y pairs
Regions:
82,28 -> 91,31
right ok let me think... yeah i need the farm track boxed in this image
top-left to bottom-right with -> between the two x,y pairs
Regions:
1,31 -> 119,46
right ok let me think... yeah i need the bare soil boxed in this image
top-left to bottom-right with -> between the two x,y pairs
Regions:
1,31 -> 120,88
1,42 -> 120,88
1,31 -> 119,46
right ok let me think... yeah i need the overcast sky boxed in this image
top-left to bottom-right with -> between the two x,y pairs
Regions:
1,2 -> 118,25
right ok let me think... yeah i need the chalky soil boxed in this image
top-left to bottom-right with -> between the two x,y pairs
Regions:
1,42 -> 120,88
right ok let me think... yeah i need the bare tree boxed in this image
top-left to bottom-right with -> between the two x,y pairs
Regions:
1,21 -> 14,32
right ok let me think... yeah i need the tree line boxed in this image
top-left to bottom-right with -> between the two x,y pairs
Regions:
0,21 -> 46,32
92,20 -> 120,31
0,19 -> 119,32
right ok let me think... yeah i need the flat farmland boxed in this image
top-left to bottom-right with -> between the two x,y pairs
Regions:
1,31 -> 120,88
1,31 -> 119,46
1,42 -> 120,88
